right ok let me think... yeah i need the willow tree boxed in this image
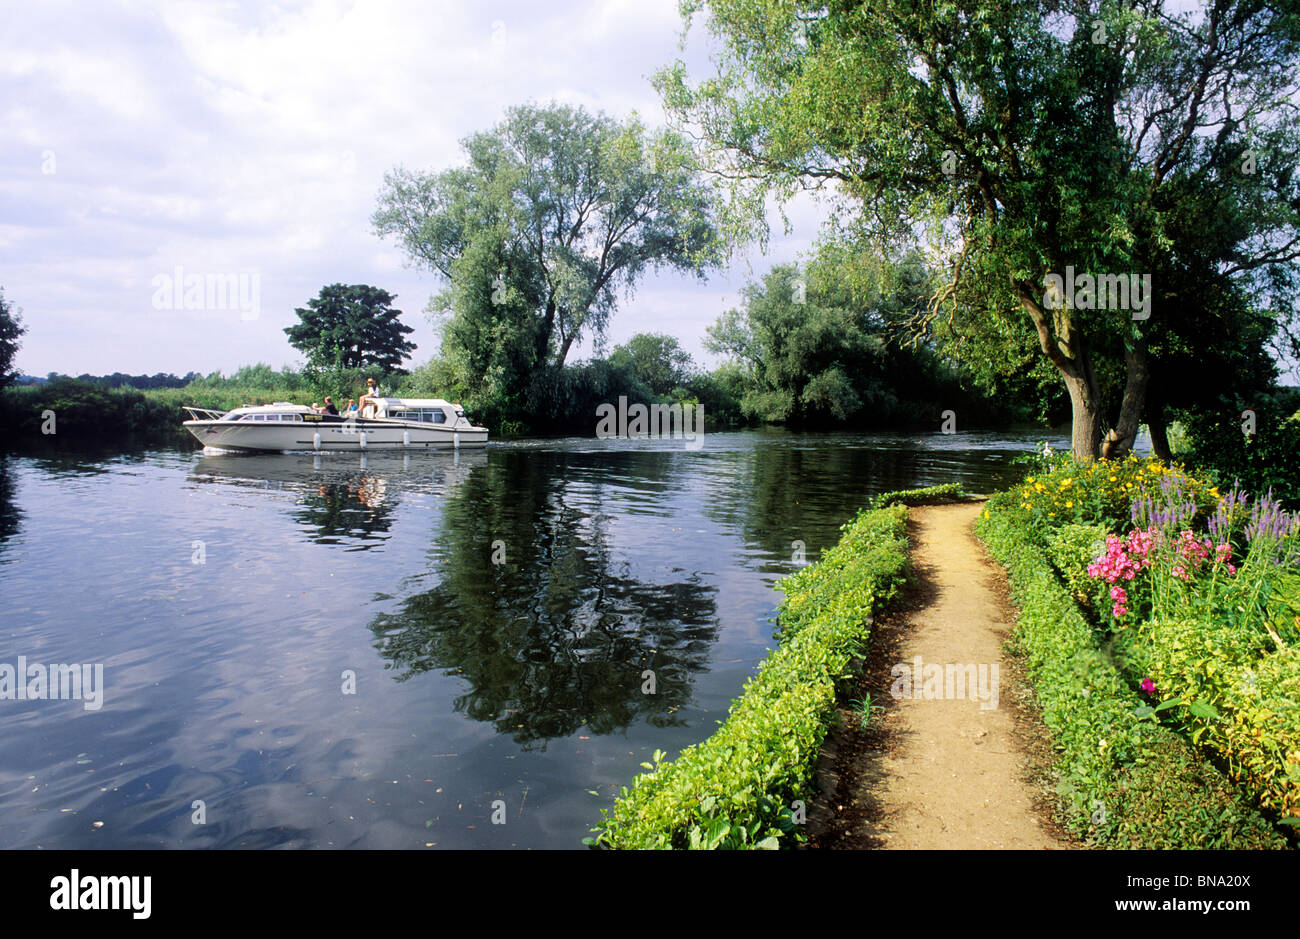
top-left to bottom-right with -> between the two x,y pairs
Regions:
656,0 -> 1300,460
373,102 -> 723,409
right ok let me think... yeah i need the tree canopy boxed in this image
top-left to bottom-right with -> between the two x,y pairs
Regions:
656,0 -> 1300,459
372,102 -> 725,415
0,287 -> 27,390
706,251 -> 1018,427
284,283 -> 415,374
608,333 -> 695,396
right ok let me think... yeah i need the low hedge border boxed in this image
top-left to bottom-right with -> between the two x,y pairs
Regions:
975,496 -> 1287,848
586,504 -> 911,849
871,483 -> 972,509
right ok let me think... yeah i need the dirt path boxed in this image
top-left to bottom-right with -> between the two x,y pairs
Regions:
809,501 -> 1070,850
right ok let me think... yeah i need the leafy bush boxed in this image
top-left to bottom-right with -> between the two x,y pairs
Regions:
1182,396 -> 1300,509
1,379 -> 183,447
869,483 -> 970,509
1044,523 -> 1109,612
587,505 -> 910,849
1009,454 -> 1218,534
1139,618 -> 1300,821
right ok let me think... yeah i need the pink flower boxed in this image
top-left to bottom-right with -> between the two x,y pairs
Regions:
1141,678 -> 1156,696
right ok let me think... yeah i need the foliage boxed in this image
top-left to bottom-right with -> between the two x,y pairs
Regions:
587,505 -> 911,849
975,496 -> 1285,847
1008,453 -> 1218,534
284,283 -> 415,374
657,0 -> 1300,460
988,450 -> 1300,835
1045,522 -> 1110,612
35,371 -> 200,391
1182,396 -> 1300,509
0,378 -> 182,446
0,287 -> 26,390
706,257 -> 1021,427
870,483 -> 970,509
374,102 -> 724,422
607,333 -> 695,397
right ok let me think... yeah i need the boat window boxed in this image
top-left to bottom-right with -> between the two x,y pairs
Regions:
427,409 -> 447,424
220,413 -> 243,422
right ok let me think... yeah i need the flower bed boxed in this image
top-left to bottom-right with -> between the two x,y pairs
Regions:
976,498 -> 1285,847
987,452 -> 1299,839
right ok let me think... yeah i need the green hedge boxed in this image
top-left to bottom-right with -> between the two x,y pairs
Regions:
870,483 -> 971,509
587,504 -> 911,849
975,497 -> 1286,848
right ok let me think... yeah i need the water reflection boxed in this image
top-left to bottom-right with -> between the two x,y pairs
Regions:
370,449 -> 720,749
188,450 -> 485,549
0,455 -> 20,559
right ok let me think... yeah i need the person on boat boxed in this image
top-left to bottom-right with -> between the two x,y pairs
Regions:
358,378 -> 382,415
322,396 -> 339,416
345,398 -> 358,414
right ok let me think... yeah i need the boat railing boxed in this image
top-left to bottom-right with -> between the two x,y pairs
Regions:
182,406 -> 227,421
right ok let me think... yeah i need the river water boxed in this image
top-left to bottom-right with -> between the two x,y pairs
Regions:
0,428 -> 1065,849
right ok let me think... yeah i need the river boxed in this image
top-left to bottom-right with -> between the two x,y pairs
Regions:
0,428 -> 1067,848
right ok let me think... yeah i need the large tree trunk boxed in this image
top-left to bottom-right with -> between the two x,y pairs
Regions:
1018,290 -> 1105,461
555,331 -> 576,366
1101,343 -> 1150,459
1062,370 -> 1104,461
537,298 -> 557,366
1145,382 -> 1173,462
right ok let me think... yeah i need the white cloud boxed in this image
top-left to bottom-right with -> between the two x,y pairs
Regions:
1,0 -> 825,376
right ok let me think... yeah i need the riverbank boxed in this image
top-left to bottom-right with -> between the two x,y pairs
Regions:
592,463 -> 1297,849
587,485 -> 965,849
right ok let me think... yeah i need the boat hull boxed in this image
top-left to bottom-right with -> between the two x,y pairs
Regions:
183,419 -> 488,452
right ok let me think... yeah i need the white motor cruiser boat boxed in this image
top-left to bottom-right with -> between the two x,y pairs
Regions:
182,398 -> 489,452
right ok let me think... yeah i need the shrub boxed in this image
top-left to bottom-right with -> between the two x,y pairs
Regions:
1008,453 -> 1218,535
1141,618 -> 1300,821
870,483 -> 970,509
1183,396 -> 1300,509
587,505 -> 910,849
1044,523 -> 1110,612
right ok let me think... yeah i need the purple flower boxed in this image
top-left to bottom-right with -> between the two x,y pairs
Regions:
1140,678 -> 1156,697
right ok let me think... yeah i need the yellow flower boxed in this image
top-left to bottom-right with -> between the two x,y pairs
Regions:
1035,483 -> 1045,492
1109,475 -> 1117,482
1027,476 -> 1035,483
1065,500 -> 1073,508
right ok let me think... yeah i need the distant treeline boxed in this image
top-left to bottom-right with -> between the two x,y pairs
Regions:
17,371 -> 203,390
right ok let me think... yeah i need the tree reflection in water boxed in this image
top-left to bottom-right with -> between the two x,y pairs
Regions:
370,450 -> 720,750
0,456 -> 20,560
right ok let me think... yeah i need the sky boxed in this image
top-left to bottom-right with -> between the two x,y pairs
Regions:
1,0 -> 827,378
